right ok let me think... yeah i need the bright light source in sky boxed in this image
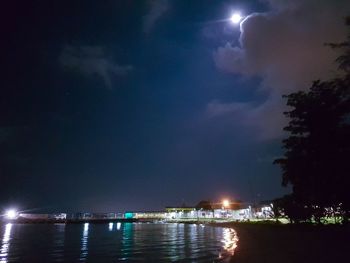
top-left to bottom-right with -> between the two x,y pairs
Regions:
230,13 -> 242,24
5,209 -> 17,220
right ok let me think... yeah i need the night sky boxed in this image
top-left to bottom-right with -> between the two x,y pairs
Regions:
1,0 -> 349,212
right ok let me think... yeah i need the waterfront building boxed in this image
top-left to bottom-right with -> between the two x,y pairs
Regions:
164,205 -> 260,221
133,211 -> 166,219
165,207 -> 197,219
254,205 -> 273,219
49,213 -> 67,220
19,213 -> 50,220
72,213 -> 93,220
5,201 -> 273,223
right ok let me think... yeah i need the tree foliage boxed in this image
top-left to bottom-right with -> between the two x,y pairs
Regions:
274,17 -> 350,223
195,200 -> 213,211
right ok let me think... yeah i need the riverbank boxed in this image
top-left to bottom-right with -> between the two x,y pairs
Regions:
212,222 -> 350,263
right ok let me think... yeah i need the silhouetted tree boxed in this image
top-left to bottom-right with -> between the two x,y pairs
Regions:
273,195 -> 313,223
195,200 -> 213,210
274,17 -> 350,223
270,196 -> 287,222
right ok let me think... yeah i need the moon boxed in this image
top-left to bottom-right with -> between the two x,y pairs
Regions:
230,13 -> 242,24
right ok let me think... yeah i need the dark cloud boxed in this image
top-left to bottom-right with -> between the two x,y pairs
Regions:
143,0 -> 169,33
59,45 -> 132,89
211,0 -> 350,140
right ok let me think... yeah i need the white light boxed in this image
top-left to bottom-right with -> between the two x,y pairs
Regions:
80,223 -> 89,261
0,223 -> 12,261
116,222 -> 121,230
83,223 -> 89,232
230,13 -> 242,24
222,200 -> 230,208
5,210 -> 17,220
109,223 -> 113,231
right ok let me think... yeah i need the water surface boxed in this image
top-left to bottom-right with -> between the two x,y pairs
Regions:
0,222 -> 238,262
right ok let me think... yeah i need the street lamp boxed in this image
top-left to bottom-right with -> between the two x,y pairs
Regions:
222,199 -> 230,208
5,209 -> 18,220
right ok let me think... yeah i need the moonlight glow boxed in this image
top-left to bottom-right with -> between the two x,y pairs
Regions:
230,13 -> 242,24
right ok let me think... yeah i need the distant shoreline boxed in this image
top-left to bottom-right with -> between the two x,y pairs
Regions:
0,218 -> 140,224
2,217 -> 348,227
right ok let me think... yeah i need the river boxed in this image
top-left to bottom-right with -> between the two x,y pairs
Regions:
0,222 -> 238,262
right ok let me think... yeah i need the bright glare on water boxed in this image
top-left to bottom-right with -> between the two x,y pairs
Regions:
0,222 -> 238,262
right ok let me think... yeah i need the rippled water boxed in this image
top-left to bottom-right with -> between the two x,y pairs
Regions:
0,222 -> 238,262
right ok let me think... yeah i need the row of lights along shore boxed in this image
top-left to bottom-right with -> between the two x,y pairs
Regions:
2,199 -> 233,220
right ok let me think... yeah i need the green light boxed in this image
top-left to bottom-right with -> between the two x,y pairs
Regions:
124,212 -> 133,219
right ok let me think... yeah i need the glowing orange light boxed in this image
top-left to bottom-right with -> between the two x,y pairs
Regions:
222,199 -> 230,208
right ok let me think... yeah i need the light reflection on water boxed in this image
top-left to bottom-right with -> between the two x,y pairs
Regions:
79,223 -> 89,261
219,228 -> 239,259
119,222 -> 133,261
0,222 -> 238,262
52,224 -> 66,262
0,223 -> 12,263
